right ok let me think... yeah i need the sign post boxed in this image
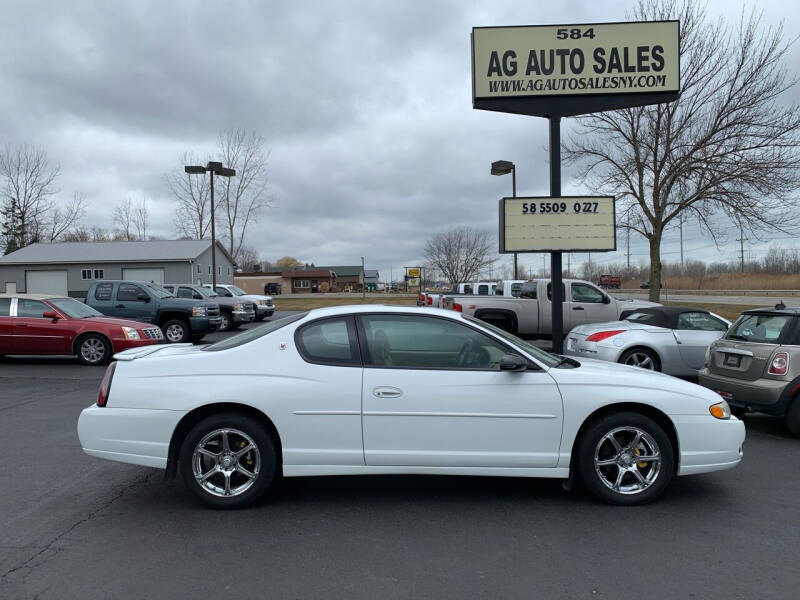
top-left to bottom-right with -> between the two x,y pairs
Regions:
472,20 -> 679,353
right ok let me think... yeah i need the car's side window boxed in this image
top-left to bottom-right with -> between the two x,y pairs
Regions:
0,298 -> 11,316
17,299 -> 49,318
117,283 -> 146,302
678,312 -> 728,332
571,283 -> 605,303
358,314 -> 511,370
546,282 -> 567,302
94,283 -> 113,301
177,287 -> 194,299
295,317 -> 361,366
478,284 -> 489,295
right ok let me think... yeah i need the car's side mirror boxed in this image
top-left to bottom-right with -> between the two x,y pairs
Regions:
42,311 -> 59,320
603,295 -> 611,304
137,293 -> 150,302
500,354 -> 528,371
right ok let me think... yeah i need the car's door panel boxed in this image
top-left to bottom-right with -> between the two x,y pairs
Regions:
675,313 -> 728,370
357,313 -> 564,468
11,299 -> 71,354
0,298 -> 12,353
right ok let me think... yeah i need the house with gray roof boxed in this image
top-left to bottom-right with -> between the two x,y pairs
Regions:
0,239 -> 235,297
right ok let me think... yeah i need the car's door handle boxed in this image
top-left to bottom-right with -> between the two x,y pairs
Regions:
373,386 -> 402,398
572,306 -> 584,310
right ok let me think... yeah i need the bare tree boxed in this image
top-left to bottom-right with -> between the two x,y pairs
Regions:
166,151 -> 211,239
133,196 -> 149,240
216,128 -> 271,262
422,226 -> 495,285
565,1 -> 800,301
46,192 -> 86,242
236,244 -> 261,271
113,198 -> 135,240
0,144 -> 60,252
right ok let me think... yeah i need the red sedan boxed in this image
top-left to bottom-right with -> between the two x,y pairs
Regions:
0,293 -> 163,366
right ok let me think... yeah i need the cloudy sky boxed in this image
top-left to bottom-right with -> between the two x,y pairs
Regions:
1,0 -> 798,281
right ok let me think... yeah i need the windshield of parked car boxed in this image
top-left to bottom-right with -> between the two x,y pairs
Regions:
145,283 -> 175,298
228,285 -> 248,296
193,286 -> 215,297
48,298 -> 105,318
463,316 -> 560,367
727,313 -> 790,343
203,312 -> 308,351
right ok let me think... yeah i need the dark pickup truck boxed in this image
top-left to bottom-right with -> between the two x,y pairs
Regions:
86,280 -> 222,343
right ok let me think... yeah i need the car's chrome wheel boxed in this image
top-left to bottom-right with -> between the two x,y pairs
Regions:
594,426 -> 662,495
620,348 -> 659,371
80,337 -> 106,364
163,321 -> 187,343
192,428 -> 261,498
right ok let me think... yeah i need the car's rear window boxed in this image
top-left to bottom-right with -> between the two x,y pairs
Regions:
727,314 -> 790,343
202,312 -> 308,351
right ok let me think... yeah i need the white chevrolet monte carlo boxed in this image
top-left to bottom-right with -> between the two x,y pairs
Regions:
78,305 -> 745,509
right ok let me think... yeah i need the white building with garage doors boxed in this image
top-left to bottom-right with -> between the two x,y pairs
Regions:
0,239 -> 235,297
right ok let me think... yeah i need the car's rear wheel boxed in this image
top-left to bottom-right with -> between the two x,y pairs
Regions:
785,397 -> 800,438
179,413 -> 276,509
619,348 -> 660,371
577,412 -> 674,505
162,319 -> 190,343
76,334 -> 112,366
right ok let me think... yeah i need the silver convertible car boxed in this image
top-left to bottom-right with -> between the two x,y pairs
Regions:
565,307 -> 730,376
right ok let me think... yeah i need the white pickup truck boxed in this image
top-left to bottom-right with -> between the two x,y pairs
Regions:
448,278 -> 659,336
419,281 -> 505,308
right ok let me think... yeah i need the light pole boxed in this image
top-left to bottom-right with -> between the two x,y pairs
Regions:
184,161 -> 236,289
361,256 -> 365,299
491,160 -> 517,279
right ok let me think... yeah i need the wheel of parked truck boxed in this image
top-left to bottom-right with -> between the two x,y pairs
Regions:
785,397 -> 800,438
76,334 -> 112,366
255,313 -> 266,322
179,412 -> 277,509
162,319 -> 190,343
219,311 -> 232,331
577,412 -> 674,505
619,348 -> 660,372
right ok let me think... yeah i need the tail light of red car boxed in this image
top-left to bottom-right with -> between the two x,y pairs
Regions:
97,361 -> 117,407
768,352 -> 789,375
585,330 -> 625,343
453,303 -> 463,312
427,296 -> 433,305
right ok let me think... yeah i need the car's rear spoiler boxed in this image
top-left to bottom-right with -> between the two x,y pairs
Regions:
113,343 -> 193,361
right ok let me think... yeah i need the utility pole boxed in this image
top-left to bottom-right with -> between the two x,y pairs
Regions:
567,253 -> 571,278
736,223 -> 747,273
588,252 -> 592,280
679,214 -> 684,272
361,256 -> 366,298
626,223 -> 631,270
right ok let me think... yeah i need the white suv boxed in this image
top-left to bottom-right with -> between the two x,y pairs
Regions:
204,284 -> 275,321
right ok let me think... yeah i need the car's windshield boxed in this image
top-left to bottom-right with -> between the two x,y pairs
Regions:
464,315 -> 560,367
727,314 -> 789,343
48,298 -> 104,318
203,312 -> 308,351
146,283 -> 175,298
228,285 -> 247,296
193,286 -> 215,298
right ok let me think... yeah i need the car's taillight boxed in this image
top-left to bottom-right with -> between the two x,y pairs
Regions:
453,303 -> 463,312
97,361 -> 117,407
419,293 -> 425,301
427,297 -> 432,305
585,330 -> 625,342
768,352 -> 789,375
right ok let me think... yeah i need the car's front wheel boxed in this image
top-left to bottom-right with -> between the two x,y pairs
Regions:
577,412 -> 674,505
162,319 -> 190,343
76,334 -> 112,366
179,413 -> 277,509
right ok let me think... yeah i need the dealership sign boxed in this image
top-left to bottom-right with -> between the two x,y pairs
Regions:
472,21 -> 679,117
499,196 -> 616,253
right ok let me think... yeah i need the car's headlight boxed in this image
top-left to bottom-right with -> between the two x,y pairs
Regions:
234,302 -> 244,311
258,299 -> 266,305
122,326 -> 140,340
709,400 -> 731,420
192,306 -> 207,317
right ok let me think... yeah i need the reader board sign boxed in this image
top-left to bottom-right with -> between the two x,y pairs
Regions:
473,21 -> 679,98
407,268 -> 420,278
499,196 -> 616,253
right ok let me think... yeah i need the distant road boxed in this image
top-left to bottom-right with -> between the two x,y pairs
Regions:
617,292 -> 785,306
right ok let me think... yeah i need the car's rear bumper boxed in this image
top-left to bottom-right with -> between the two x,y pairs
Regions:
698,369 -> 789,416
78,404 -> 186,469
673,414 -> 745,475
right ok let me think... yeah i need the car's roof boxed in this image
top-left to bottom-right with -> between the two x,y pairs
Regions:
621,306 -> 713,329
0,293 -> 68,301
742,306 -> 800,316
305,304 -> 460,318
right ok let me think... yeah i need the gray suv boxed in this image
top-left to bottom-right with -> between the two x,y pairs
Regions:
162,284 -> 255,331
698,305 -> 800,436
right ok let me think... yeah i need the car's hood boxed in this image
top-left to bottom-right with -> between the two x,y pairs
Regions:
79,316 -> 162,330
160,297 -> 219,309
569,320 -> 669,336
240,294 -> 272,303
548,357 -> 721,403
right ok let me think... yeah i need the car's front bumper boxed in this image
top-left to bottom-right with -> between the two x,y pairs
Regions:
255,305 -> 274,318
673,414 -> 745,475
698,368 -> 789,416
233,310 -> 256,323
110,338 -> 162,353
190,316 -> 221,333
78,404 -> 186,469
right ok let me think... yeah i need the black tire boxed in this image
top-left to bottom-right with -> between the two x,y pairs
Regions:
577,411 -> 674,505
179,413 -> 277,509
785,397 -> 800,438
219,311 -> 232,331
255,313 -> 266,322
162,319 -> 190,343
76,333 -> 112,366
618,348 -> 661,372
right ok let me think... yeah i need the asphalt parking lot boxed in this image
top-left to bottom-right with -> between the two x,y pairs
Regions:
1,318 -> 799,599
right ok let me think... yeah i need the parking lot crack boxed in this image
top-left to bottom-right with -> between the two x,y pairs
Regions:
0,470 -> 155,583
